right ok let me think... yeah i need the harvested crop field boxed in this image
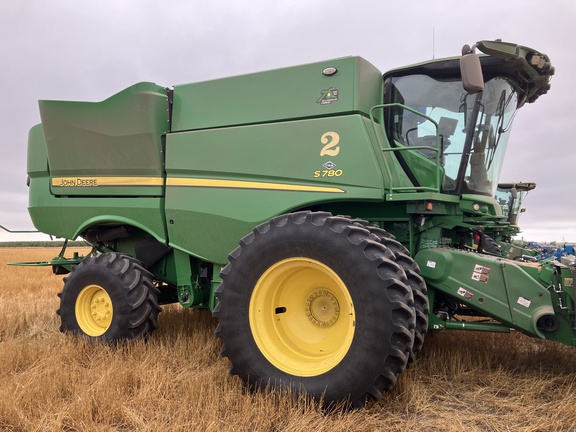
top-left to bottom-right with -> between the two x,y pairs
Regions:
1,247 -> 575,431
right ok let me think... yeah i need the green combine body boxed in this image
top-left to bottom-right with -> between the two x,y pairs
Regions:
24,40 -> 572,407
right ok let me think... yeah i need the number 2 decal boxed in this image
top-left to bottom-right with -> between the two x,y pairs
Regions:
320,132 -> 340,156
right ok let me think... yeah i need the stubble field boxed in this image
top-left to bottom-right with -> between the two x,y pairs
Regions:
0,248 -> 575,431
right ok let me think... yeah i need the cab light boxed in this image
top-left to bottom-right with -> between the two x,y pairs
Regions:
322,67 -> 338,76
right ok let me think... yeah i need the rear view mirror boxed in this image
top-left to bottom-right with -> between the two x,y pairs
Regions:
510,187 -> 518,200
460,45 -> 484,94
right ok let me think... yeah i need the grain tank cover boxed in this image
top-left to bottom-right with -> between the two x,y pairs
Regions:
171,56 -> 383,132
39,82 -> 169,196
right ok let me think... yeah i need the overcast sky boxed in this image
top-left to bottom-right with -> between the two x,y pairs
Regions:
1,0 -> 574,243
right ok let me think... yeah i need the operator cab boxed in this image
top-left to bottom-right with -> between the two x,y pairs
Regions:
383,40 -> 553,198
495,182 -> 536,225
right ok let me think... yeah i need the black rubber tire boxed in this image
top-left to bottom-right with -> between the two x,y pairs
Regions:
351,222 -> 429,365
214,211 -> 415,408
57,253 -> 161,341
478,232 -> 502,256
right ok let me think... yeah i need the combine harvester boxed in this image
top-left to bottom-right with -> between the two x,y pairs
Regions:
489,181 -> 538,260
17,39 -> 573,407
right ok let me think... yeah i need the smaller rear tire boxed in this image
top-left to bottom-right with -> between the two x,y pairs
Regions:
57,252 -> 161,341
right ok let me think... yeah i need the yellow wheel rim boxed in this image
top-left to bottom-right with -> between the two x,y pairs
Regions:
249,258 -> 355,376
75,284 -> 113,337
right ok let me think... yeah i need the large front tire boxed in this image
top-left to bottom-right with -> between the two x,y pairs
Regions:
214,212 -> 415,407
353,223 -> 429,365
57,253 -> 161,341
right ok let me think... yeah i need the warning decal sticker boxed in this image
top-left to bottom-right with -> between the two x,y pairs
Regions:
517,297 -> 531,308
472,264 -> 491,283
457,287 -> 474,300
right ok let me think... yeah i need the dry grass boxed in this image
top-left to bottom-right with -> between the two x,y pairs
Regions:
1,248 -> 575,431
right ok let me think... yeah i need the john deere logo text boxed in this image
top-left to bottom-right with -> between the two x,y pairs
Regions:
56,178 -> 98,187
317,87 -> 339,105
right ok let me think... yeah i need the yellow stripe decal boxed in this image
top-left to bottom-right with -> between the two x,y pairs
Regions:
166,178 -> 345,193
51,176 -> 345,194
51,177 -> 164,187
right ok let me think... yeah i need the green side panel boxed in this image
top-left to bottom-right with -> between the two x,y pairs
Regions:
27,126 -> 166,240
416,248 -> 554,338
28,179 -> 63,237
165,115 -> 401,263
171,57 -> 383,131
38,82 -> 169,197
27,126 -> 63,235
29,180 -> 166,241
57,197 -> 167,242
27,124 -> 49,178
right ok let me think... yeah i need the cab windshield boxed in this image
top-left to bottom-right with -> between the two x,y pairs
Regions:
386,74 -> 518,196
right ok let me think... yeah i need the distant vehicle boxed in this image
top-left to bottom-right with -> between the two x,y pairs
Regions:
488,182 -> 536,259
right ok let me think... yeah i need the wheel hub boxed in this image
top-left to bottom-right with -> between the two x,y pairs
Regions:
75,284 -> 113,336
305,289 -> 340,327
249,257 -> 355,376
90,291 -> 112,323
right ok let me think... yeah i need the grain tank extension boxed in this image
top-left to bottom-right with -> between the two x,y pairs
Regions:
24,40 -> 572,407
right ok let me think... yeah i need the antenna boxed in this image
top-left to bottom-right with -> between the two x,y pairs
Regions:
432,27 -> 435,59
